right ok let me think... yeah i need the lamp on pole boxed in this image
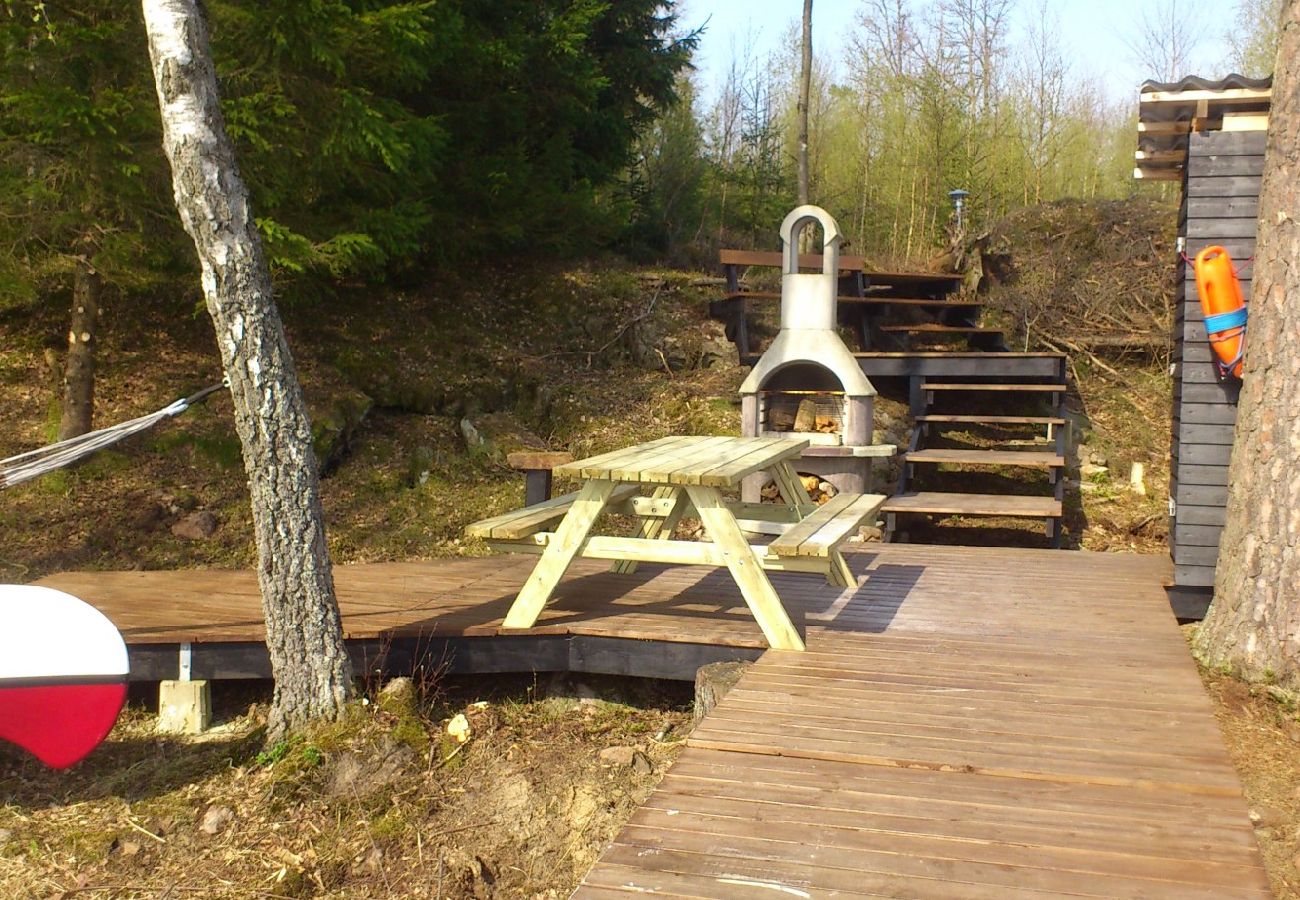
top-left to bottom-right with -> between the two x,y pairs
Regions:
948,189 -> 971,232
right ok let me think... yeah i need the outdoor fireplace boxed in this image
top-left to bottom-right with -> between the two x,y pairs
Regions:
739,206 -> 892,503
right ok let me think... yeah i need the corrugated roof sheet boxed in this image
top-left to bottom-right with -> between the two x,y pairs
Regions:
1134,74 -> 1273,182
1139,73 -> 1272,94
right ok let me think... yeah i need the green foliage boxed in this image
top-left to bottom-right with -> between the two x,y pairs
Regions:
1,1 -> 695,305
0,3 -> 183,304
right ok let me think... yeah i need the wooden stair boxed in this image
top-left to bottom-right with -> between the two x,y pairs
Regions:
883,491 -> 1062,517
916,414 -> 1065,426
902,448 -> 1064,468
707,248 -> 1072,549
922,381 -> 1067,393
887,380 -> 1069,548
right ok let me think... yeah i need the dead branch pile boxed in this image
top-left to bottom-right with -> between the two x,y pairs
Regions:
976,199 -> 1179,364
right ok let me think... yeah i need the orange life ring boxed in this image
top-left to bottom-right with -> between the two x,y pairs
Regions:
1193,246 -> 1247,379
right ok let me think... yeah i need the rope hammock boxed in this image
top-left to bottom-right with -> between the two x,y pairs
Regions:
0,380 -> 227,490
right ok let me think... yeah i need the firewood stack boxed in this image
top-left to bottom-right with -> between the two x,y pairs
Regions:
761,473 -> 840,506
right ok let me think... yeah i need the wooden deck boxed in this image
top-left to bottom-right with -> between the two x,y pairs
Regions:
38,545 -> 1269,897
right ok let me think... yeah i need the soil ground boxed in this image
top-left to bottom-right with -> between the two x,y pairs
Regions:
2,237 -> 1298,895
1,675 -> 694,899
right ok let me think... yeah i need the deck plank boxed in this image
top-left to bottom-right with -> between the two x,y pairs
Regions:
34,545 -> 1268,899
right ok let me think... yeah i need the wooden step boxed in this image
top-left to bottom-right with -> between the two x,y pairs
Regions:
903,448 -> 1064,468
880,324 -> 1001,334
882,491 -> 1062,518
723,292 -> 981,307
917,414 -> 1066,426
922,382 -> 1067,392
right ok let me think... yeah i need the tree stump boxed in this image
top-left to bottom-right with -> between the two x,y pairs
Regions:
693,660 -> 752,723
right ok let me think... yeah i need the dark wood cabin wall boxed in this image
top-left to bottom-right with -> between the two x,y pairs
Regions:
1171,129 -> 1263,589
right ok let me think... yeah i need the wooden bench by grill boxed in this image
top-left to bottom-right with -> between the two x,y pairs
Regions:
466,485 -> 639,541
768,493 -> 885,557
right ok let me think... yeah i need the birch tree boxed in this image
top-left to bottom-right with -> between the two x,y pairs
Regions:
141,0 -> 352,737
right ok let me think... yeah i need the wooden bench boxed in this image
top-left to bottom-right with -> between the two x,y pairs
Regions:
466,485 -> 639,541
768,492 -> 886,558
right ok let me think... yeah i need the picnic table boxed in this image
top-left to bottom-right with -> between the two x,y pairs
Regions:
466,436 -> 886,651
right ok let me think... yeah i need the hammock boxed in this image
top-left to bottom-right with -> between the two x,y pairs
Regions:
0,381 -> 226,490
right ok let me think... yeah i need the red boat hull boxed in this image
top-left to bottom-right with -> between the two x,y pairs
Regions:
0,680 -> 128,769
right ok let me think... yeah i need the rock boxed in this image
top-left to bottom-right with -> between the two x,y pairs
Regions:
1077,444 -> 1109,467
459,412 -> 547,465
599,745 -> 637,767
171,510 -> 218,541
199,804 -> 234,835
446,713 -> 471,745
631,750 -> 654,775
1249,806 -> 1286,829
1080,463 -> 1109,480
660,336 -> 689,371
377,677 -> 418,717
694,660 -> 752,723
307,379 -> 372,474
699,338 -> 738,369
1128,462 -> 1147,495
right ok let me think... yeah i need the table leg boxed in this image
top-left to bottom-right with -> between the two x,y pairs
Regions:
502,479 -> 617,629
827,549 -> 855,588
685,484 -> 805,651
612,484 -> 685,576
770,461 -> 816,518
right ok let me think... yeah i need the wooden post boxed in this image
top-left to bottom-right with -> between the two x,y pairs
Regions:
507,451 -> 573,506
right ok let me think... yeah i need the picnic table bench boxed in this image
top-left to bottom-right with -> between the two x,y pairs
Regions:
467,436 -> 887,651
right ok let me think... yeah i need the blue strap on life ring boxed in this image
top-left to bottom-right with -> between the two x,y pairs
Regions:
1204,307 -> 1247,334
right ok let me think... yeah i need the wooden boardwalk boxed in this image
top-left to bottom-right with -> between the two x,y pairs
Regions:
38,545 -> 1270,897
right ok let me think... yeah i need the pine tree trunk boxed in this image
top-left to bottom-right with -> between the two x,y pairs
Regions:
797,0 -> 813,207
1193,0 -> 1300,691
141,0 -> 353,736
57,259 -> 100,441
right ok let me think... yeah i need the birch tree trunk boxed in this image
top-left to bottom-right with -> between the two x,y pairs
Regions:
141,0 -> 353,736
57,258 -> 100,441
1193,0 -> 1300,691
797,0 -> 813,207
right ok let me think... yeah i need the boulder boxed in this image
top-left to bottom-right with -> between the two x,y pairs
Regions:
305,375 -> 373,473
171,510 -> 218,541
459,412 -> 547,465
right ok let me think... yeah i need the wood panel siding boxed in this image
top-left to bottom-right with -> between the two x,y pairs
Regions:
1169,129 -> 1261,594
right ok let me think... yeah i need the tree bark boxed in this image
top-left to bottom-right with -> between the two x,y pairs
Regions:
140,0 -> 353,737
797,0 -> 813,207
57,259 -> 100,441
1193,0 -> 1300,691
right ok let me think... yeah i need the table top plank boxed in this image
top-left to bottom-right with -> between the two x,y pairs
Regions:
557,436 -> 810,489
609,435 -> 737,483
691,437 -> 809,487
559,435 -> 688,481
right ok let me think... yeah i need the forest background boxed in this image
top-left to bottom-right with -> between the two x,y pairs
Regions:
0,0 -> 1284,335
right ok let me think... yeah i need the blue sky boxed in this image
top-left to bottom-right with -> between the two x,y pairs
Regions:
682,0 -> 1230,106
